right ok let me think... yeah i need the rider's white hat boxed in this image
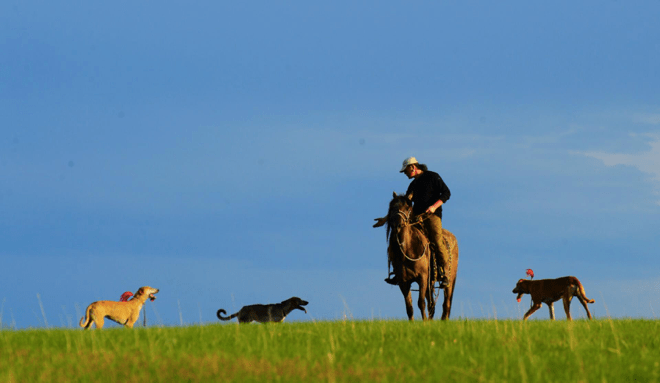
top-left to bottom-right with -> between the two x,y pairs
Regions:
399,157 -> 419,172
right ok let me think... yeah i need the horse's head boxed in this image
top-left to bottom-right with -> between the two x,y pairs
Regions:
386,192 -> 413,238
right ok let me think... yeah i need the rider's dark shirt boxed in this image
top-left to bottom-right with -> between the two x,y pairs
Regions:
406,170 -> 451,219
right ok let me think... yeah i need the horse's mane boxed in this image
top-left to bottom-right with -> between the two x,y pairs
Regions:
386,194 -> 412,240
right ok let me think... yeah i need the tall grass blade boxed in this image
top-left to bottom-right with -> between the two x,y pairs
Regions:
36,293 -> 48,328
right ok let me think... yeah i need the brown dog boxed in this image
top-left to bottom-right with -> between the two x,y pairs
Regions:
217,297 -> 308,323
79,286 -> 159,329
513,277 -> 595,320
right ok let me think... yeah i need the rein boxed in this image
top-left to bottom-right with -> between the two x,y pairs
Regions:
394,210 -> 430,262
398,211 -> 432,229
396,230 -> 429,262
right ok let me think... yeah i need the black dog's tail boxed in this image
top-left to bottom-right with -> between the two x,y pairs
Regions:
217,309 -> 239,321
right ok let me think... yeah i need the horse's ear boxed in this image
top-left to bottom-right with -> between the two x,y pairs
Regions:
393,191 -> 397,198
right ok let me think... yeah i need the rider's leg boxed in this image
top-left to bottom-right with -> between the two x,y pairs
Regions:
384,245 -> 399,285
424,215 -> 449,288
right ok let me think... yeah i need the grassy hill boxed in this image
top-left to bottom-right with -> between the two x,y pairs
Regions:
1,319 -> 658,382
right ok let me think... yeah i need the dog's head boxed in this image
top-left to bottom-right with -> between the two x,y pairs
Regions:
512,279 -> 528,302
136,286 -> 160,302
287,297 -> 309,313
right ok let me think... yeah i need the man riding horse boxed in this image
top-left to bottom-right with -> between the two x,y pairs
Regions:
379,157 -> 451,288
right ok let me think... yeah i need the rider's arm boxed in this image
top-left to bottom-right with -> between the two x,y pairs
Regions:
426,199 -> 443,214
433,174 -> 450,203
427,174 -> 450,214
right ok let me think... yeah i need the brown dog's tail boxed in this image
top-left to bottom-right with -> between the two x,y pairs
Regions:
579,285 -> 595,304
217,309 -> 239,321
575,278 -> 595,304
79,305 -> 93,329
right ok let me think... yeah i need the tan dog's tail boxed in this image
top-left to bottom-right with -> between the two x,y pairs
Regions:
576,278 -> 595,304
217,309 -> 239,321
79,305 -> 93,329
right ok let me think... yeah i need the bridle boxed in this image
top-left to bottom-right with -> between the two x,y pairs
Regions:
397,209 -> 411,224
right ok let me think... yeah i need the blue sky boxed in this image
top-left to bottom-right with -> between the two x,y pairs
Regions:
1,1 -> 659,328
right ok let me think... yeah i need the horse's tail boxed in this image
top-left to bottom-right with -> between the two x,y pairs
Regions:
79,305 -> 93,329
573,277 -> 595,304
217,309 -> 239,321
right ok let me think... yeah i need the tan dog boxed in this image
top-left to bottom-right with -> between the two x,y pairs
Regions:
79,286 -> 159,329
513,277 -> 594,320
217,297 -> 308,323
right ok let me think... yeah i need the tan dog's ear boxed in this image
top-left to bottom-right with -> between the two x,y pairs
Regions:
137,287 -> 144,295
407,193 -> 413,200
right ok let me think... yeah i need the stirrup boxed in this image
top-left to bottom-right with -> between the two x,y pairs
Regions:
438,275 -> 449,289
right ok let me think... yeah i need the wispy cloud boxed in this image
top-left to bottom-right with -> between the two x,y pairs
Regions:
632,113 -> 660,125
578,133 -> 660,204
520,127 -> 580,147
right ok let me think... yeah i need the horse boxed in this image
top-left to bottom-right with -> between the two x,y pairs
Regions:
374,192 -> 459,320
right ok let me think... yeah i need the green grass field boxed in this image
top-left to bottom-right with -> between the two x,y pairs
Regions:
1,319 -> 658,382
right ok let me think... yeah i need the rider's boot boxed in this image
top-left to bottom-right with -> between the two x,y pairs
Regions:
438,266 -> 449,289
384,272 -> 400,285
431,243 -> 449,289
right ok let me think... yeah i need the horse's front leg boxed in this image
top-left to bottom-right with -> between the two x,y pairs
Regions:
399,282 -> 414,320
417,277 -> 428,321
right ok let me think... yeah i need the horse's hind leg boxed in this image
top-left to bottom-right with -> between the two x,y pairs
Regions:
399,283 -> 414,321
441,285 -> 452,320
427,288 -> 436,320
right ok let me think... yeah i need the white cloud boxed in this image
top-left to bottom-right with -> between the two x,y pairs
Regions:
632,113 -> 660,125
581,134 -> 660,179
579,134 -> 660,204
